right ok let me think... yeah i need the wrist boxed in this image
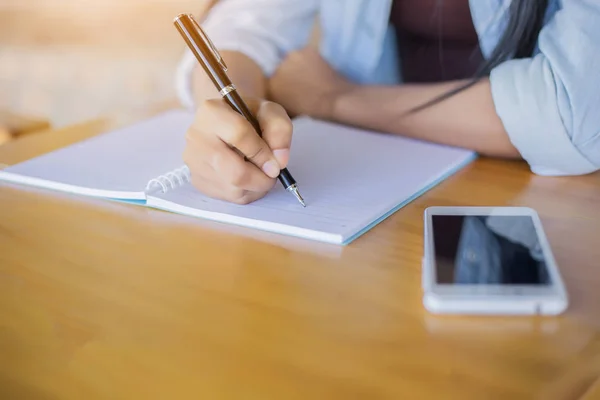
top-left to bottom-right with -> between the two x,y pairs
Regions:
329,82 -> 358,123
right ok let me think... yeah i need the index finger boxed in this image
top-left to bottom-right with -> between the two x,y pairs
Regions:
256,101 -> 293,168
200,99 -> 282,179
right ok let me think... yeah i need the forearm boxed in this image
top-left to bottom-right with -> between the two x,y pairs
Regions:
332,79 -> 520,158
192,51 -> 267,102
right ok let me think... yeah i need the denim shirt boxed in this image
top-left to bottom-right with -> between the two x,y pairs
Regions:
175,0 -> 600,176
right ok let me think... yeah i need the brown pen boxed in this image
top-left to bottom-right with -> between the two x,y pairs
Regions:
173,13 -> 305,207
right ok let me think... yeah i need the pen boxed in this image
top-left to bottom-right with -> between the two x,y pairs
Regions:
173,13 -> 305,207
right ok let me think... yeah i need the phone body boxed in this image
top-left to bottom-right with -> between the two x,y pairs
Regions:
422,206 -> 568,315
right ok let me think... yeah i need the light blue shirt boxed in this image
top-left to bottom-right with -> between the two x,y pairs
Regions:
175,0 -> 600,176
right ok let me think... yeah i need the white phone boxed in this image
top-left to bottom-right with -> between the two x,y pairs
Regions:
422,206 -> 568,315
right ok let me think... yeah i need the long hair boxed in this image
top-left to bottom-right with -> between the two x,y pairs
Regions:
408,0 -> 550,113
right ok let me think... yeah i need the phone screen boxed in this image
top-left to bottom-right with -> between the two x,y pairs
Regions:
431,215 -> 551,285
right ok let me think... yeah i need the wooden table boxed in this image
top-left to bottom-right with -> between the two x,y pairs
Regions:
1,113 -> 599,400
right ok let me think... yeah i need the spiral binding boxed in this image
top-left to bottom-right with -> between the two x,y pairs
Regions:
145,165 -> 191,194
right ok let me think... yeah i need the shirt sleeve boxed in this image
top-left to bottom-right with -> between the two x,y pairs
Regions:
489,0 -> 600,176
175,0 -> 319,109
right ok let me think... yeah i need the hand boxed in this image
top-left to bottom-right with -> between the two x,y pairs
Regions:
268,47 -> 354,120
183,97 -> 292,204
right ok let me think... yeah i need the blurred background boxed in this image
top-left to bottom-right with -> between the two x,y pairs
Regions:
0,0 -> 214,138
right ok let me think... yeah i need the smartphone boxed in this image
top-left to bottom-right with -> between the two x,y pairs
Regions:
422,206 -> 568,315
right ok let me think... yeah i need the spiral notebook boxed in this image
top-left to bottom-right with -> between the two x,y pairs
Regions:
0,109 -> 476,244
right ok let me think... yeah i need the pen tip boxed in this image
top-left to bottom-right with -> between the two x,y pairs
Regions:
289,186 -> 306,207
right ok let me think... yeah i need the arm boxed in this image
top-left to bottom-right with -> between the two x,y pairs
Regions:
269,2 -> 600,175
335,1 -> 600,175
268,49 -> 518,157
332,79 -> 520,158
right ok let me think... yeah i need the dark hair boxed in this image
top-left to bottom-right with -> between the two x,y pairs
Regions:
408,0 -> 550,113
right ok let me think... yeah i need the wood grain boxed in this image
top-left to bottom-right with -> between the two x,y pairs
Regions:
1,113 -> 599,399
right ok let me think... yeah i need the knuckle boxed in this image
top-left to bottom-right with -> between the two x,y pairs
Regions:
227,118 -> 249,144
201,98 -> 221,112
210,149 -> 225,171
227,163 -> 249,187
183,137 -> 210,168
186,153 -> 211,182
260,103 -> 292,135
270,100 -> 287,113
196,99 -> 227,127
184,126 -> 202,143
194,101 -> 214,125
247,145 -> 265,162
270,117 -> 292,137
184,130 -> 194,144
262,100 -> 284,116
182,144 -> 197,165
224,187 -> 246,204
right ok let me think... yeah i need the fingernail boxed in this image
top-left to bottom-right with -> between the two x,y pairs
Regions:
262,160 -> 280,178
273,149 -> 290,168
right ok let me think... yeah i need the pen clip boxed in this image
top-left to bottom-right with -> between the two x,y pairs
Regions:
191,15 -> 228,72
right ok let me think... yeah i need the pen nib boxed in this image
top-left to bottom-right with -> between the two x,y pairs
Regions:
288,185 -> 306,207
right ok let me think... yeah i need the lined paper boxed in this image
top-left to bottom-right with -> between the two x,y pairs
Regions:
0,109 -> 475,244
149,117 -> 476,243
0,110 -> 192,198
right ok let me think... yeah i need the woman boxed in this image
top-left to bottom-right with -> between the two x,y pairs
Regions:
175,0 -> 600,205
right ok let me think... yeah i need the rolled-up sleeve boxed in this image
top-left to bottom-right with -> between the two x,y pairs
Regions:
175,0 -> 319,109
489,0 -> 600,176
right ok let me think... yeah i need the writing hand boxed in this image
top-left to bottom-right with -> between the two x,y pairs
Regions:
184,97 -> 293,204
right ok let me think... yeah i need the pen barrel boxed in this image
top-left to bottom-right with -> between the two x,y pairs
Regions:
173,14 -> 232,90
223,91 -> 262,135
278,168 -> 296,188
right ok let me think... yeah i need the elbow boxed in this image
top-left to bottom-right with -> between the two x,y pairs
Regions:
526,136 -> 600,177
489,57 -> 600,177
530,163 -> 599,177
471,121 -> 522,159
478,140 -> 522,159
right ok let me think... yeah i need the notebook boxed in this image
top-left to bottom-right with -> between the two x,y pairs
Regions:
0,109 -> 476,244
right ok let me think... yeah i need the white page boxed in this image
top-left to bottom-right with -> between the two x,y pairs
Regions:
148,117 -> 476,244
0,110 -> 193,200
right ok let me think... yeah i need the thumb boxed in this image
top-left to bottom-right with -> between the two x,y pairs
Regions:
256,100 -> 293,169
